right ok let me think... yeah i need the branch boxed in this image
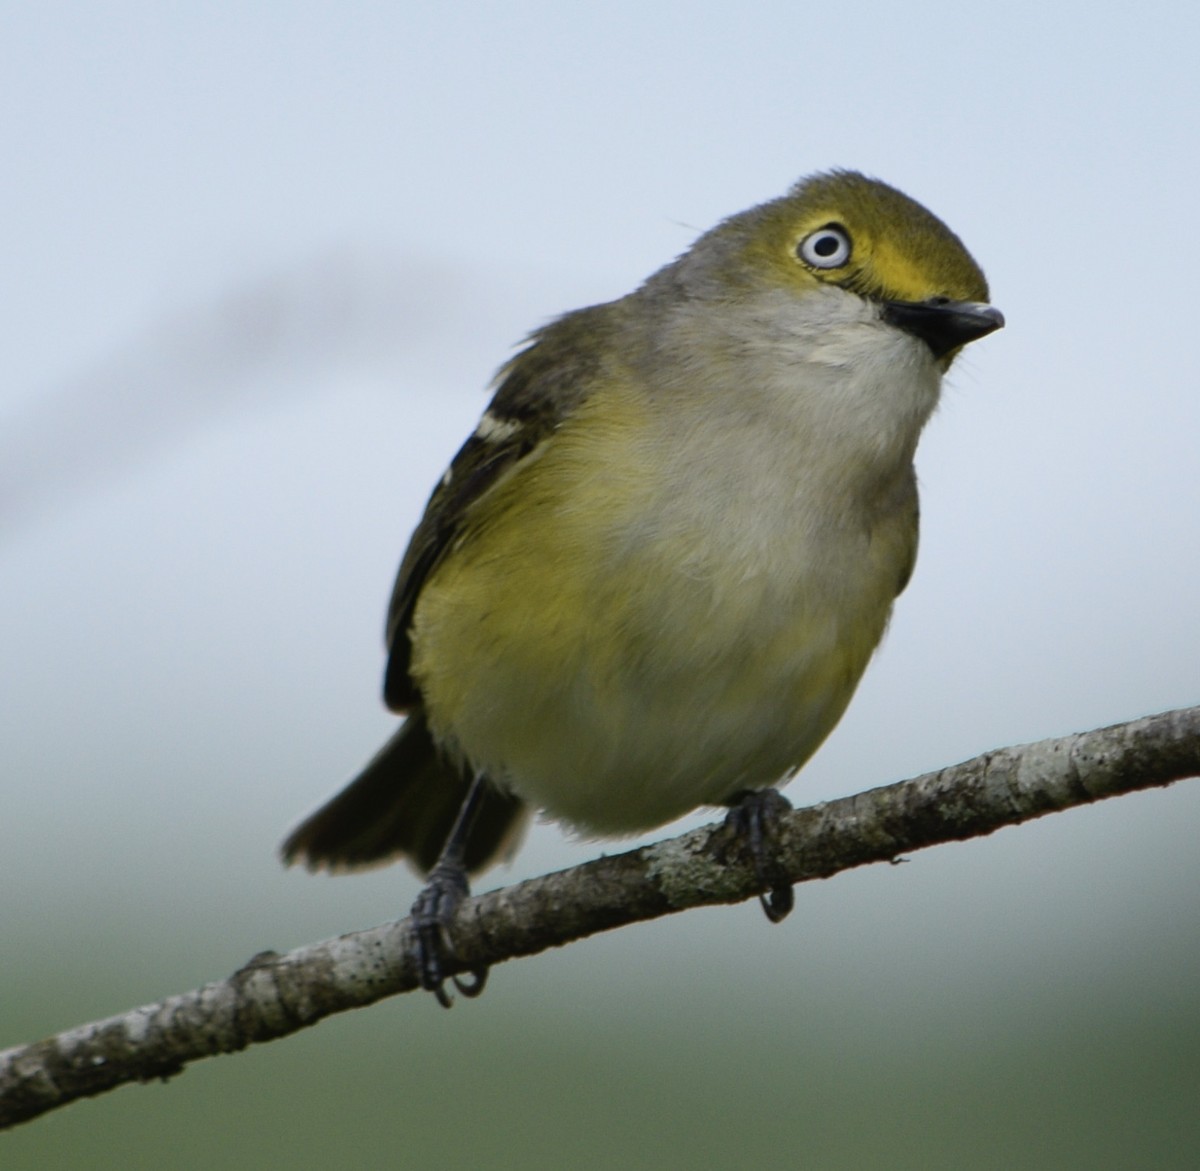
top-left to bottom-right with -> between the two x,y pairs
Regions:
3,705 -> 1198,1129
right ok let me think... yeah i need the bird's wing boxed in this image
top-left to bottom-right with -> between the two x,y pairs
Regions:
382,304 -> 617,710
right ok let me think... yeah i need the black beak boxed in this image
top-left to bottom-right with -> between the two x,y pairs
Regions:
882,297 -> 1005,360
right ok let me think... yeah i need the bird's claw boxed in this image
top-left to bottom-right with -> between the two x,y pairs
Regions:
410,861 -> 487,1007
724,788 -> 795,923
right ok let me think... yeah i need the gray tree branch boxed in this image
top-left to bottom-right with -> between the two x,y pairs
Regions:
3,704 -> 1198,1130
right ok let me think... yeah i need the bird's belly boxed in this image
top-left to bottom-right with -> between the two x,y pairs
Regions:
411,487 -> 896,834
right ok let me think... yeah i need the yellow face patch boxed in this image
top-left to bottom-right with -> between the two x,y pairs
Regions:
768,171 -> 990,306
849,232 -> 950,303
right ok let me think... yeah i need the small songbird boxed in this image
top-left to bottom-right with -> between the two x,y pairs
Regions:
282,170 -> 1003,1004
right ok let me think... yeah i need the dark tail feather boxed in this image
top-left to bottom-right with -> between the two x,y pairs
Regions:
280,711 -> 528,876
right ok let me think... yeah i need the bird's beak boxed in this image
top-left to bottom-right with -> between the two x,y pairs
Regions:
882,298 -> 1005,360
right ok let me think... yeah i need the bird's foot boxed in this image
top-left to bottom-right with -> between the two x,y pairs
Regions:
724,789 -> 795,923
409,861 -> 488,1008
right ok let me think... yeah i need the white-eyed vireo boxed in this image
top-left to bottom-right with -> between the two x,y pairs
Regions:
283,170 -> 1003,1003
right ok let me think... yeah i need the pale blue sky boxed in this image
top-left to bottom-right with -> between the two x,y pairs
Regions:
2,4 -> 1198,1159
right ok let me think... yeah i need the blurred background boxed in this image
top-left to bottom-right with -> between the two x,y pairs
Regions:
2,3 -> 1198,1167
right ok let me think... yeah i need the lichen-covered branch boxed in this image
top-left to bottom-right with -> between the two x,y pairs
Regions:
2,705 -> 1197,1130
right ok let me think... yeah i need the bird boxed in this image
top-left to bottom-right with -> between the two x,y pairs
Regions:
282,169 -> 1004,1005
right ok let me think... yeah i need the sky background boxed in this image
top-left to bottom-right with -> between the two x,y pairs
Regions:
3,3 -> 1199,1167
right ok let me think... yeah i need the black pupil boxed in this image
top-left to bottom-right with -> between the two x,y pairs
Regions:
813,233 -> 841,257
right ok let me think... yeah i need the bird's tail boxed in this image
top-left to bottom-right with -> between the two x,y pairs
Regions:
280,711 -> 528,876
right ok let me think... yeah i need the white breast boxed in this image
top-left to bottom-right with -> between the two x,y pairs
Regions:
417,286 -> 944,834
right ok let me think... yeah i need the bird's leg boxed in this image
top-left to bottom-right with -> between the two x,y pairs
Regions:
723,788 -> 795,923
410,771 -> 490,1007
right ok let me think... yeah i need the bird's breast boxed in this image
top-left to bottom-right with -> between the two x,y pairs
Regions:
411,353 -> 928,833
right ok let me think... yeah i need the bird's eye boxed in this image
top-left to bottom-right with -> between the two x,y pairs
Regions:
797,225 -> 852,269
